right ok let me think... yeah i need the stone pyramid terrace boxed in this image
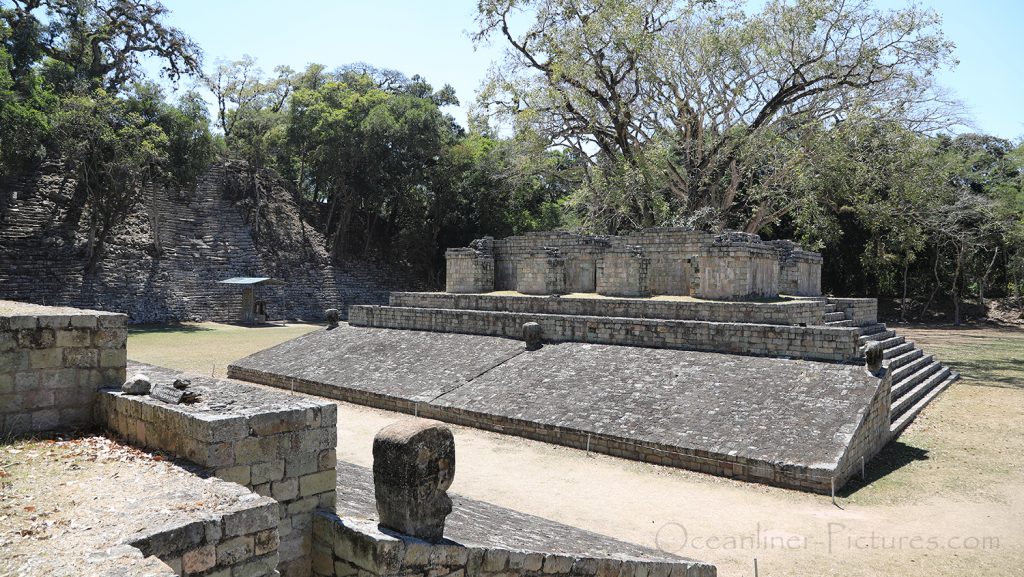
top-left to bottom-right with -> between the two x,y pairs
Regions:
228,230 -> 959,493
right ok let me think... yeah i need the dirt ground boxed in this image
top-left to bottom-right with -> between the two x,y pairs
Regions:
127,322 -> 1024,577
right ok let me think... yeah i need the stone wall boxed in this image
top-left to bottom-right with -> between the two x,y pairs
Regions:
596,247 -> 650,297
834,368 -> 893,490
695,241 -> 779,300
389,292 -> 825,326
95,363 -> 338,577
767,240 -> 823,297
445,249 -> 494,294
0,301 -> 127,436
348,305 -> 861,362
448,229 -> 820,301
827,298 -> 878,326
132,486 -> 281,577
310,514 -> 716,577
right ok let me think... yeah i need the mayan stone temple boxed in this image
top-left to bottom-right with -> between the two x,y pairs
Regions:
231,228 -> 958,495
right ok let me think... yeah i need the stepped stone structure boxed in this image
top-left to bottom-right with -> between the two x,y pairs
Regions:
230,228 -> 958,494
2,300 -> 714,577
0,162 -> 412,323
446,230 -> 823,299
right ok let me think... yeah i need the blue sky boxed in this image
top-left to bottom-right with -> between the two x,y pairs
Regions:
155,0 -> 1023,140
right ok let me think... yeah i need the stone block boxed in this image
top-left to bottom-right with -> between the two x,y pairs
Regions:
254,528 -> 280,555
216,535 -> 254,566
30,409 -> 60,431
69,315 -> 98,329
30,347 -> 62,369
224,503 -> 278,538
93,328 -> 128,349
99,348 -> 128,369
63,348 -> 98,368
285,452 -> 319,478
299,469 -> 336,498
17,328 -> 54,349
182,544 -> 216,574
217,464 -> 252,485
251,459 -> 286,485
272,478 -> 300,502
55,329 -> 92,348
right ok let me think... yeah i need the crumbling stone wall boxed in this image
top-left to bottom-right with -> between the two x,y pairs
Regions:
446,229 -> 820,300
132,487 -> 281,577
96,364 -> 338,577
0,301 -> 126,435
310,515 -> 716,577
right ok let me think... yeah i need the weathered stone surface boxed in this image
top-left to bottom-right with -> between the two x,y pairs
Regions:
333,461 -> 691,562
522,322 -> 543,351
865,341 -> 885,374
122,373 -> 152,395
373,419 -> 455,543
232,324 -> 884,491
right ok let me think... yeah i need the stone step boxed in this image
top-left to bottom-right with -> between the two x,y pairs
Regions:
891,365 -> 951,420
824,312 -> 846,322
890,371 -> 958,437
826,319 -> 854,327
890,351 -> 931,378
892,359 -> 942,400
824,304 -> 838,314
858,330 -> 895,345
883,341 -> 915,359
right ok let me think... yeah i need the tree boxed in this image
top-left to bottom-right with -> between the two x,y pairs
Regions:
1,0 -> 200,94
475,0 -> 958,233
54,88 -> 169,269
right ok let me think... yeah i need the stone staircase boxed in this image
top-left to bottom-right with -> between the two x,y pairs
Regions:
823,301 -> 958,437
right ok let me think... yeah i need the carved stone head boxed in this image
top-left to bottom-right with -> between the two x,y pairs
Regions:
325,308 -> 340,329
864,341 -> 885,376
372,419 -> 455,542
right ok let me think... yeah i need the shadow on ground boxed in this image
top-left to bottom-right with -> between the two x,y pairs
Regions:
128,323 -> 217,334
839,441 -> 930,497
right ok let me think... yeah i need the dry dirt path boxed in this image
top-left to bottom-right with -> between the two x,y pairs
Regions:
130,323 -> 1024,577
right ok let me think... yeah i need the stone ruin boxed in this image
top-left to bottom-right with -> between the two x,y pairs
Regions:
2,300 -> 707,577
445,229 -> 823,300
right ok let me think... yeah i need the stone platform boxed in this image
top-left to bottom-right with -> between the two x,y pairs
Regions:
229,324 -> 891,493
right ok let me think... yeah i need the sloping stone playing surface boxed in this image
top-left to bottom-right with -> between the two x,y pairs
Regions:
230,324 -> 881,491
334,461 -> 684,561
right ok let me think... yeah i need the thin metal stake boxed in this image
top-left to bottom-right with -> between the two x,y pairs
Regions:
754,558 -> 759,577
861,456 -> 866,481
414,402 -> 419,417
586,433 -> 591,455
831,477 -> 836,506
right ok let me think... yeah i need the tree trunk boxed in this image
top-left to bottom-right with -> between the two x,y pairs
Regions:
978,248 -> 999,306
149,187 -> 162,256
951,247 -> 963,326
900,257 -> 910,323
920,249 -> 941,320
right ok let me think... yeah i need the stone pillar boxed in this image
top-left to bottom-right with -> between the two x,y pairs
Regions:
373,419 -> 455,543
515,248 -> 567,295
445,248 -> 494,294
597,246 -> 650,297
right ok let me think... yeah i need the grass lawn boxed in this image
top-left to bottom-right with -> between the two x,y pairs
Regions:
127,321 -> 319,378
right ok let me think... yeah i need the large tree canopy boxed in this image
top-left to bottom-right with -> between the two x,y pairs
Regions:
475,0 -> 958,232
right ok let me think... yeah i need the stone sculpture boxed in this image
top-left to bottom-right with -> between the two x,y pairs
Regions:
865,341 -> 885,376
372,418 -> 455,542
325,308 -> 340,329
522,321 -> 543,350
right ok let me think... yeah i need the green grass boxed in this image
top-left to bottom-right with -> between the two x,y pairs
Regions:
127,321 -> 319,378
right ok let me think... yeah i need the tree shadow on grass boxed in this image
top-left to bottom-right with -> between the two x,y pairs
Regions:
839,441 -> 930,497
128,322 -> 217,334
950,358 -> 1024,389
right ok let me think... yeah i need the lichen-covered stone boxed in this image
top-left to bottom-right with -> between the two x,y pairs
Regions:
373,419 -> 455,543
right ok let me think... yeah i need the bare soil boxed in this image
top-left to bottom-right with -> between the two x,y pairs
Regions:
128,322 -> 1024,577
